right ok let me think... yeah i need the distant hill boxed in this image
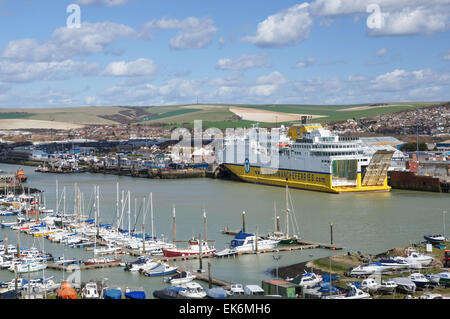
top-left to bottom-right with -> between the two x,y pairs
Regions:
0,102 -> 441,130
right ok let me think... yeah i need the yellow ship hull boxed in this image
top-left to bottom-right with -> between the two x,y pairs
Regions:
223,164 -> 391,194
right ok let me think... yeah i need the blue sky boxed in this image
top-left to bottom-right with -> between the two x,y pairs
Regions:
0,0 -> 449,107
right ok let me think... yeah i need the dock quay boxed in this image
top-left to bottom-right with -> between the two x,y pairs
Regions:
220,228 -> 342,251
89,165 -> 207,179
47,261 -> 122,272
178,267 -> 232,289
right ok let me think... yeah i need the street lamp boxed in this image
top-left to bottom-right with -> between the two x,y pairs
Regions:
273,252 -> 282,296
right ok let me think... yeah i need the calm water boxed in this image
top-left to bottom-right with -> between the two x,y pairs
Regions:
0,163 -> 448,297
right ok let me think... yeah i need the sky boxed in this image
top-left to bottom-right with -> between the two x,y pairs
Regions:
0,0 -> 449,107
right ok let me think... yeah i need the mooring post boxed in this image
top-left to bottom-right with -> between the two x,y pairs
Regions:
208,262 -> 212,289
330,222 -> 334,246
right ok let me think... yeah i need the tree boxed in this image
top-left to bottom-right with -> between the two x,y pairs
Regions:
400,142 -> 428,152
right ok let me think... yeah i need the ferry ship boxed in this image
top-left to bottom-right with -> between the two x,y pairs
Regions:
218,121 -> 394,194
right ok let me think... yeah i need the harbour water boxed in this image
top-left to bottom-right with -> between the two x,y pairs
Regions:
0,163 -> 448,297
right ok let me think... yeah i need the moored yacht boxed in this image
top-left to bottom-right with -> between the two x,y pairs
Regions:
163,238 -> 215,258
229,231 -> 279,253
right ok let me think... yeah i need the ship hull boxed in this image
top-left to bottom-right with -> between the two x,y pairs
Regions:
162,249 -> 216,258
223,164 -> 391,194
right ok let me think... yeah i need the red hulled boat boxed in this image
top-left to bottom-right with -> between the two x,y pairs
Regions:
162,238 -> 216,258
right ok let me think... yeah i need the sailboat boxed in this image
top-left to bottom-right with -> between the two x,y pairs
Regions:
162,207 -> 215,257
268,185 -> 301,245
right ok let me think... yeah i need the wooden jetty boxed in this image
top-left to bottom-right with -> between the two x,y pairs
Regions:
178,267 -> 232,289
47,261 -> 122,272
220,228 -> 342,251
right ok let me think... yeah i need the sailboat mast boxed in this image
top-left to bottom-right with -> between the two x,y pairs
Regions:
172,205 -> 176,245
142,197 -> 146,254
150,192 -> 154,240
203,208 -> 207,241
285,185 -> 289,238
63,186 -> 66,220
134,197 -> 137,230
128,191 -> 131,238
274,201 -> 277,232
116,183 -> 119,226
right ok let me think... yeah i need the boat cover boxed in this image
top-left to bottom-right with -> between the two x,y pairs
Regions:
206,288 -> 227,299
104,289 -> 122,299
125,291 -> 146,299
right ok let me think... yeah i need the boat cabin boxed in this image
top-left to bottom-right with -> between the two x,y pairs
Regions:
244,285 -> 265,296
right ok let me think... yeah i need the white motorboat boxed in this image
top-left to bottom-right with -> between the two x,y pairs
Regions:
424,234 -> 446,244
178,282 -> 206,299
142,262 -> 178,277
214,248 -> 238,258
0,245 -> 17,255
10,262 -> 47,273
82,282 -> 100,299
436,272 -> 450,285
409,273 -> 430,288
298,271 -> 322,288
124,257 -> 159,272
164,271 -> 196,285
378,257 -> 410,271
226,284 -> 245,296
360,278 -> 380,293
6,278 -> 29,290
419,292 -> 444,299
229,231 -> 279,253
378,280 -> 398,294
93,245 -> 121,256
406,252 -> 433,267
324,284 -> 371,299
425,273 -> 441,285
391,277 -> 416,294
404,248 -> 434,266
350,263 -> 384,277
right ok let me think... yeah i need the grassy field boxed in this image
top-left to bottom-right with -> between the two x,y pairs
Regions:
0,102 -> 443,129
0,112 -> 36,119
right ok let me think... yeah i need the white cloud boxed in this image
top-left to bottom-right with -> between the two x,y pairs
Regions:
1,22 -> 137,62
256,71 -> 288,85
367,6 -> 450,36
370,68 -> 435,91
243,3 -> 313,48
0,59 -> 99,83
248,85 -> 279,97
0,88 -> 78,107
216,54 -> 272,71
102,58 -> 158,77
141,17 -> 217,49
376,48 -> 387,57
293,57 -> 317,68
409,86 -> 442,99
445,52 -> 450,60
309,0 -> 450,36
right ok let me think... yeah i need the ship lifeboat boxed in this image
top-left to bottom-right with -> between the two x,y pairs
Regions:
56,282 -> 78,299
15,169 -> 27,183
